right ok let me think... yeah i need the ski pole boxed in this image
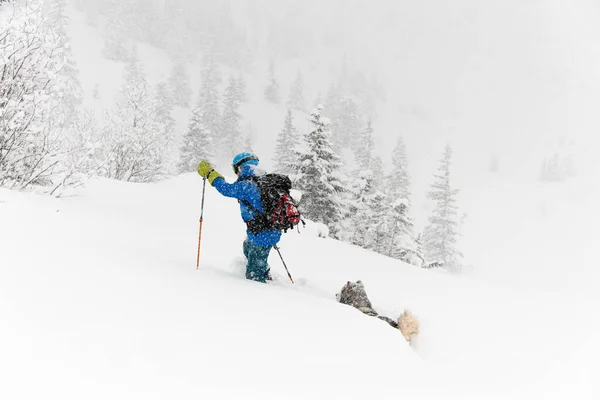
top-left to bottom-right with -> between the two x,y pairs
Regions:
273,245 -> 294,284
196,177 -> 207,269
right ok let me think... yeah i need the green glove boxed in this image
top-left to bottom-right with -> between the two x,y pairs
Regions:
197,160 -> 224,185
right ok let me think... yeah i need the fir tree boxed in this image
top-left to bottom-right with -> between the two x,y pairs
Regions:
346,119 -> 389,250
196,57 -> 222,159
349,168 -> 385,248
355,118 -> 376,170
385,135 -> 418,264
168,63 -> 192,108
422,145 -> 463,272
292,106 -> 346,236
287,71 -> 306,111
273,109 -> 300,174
264,60 -> 280,104
221,76 -> 244,160
178,107 -> 214,173
388,136 -> 411,202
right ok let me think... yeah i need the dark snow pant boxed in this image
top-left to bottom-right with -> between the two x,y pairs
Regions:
243,239 -> 272,283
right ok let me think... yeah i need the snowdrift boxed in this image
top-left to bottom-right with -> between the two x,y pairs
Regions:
1,175 -> 597,399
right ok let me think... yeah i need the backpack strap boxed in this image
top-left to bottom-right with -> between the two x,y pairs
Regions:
236,176 -> 270,233
237,175 -> 262,215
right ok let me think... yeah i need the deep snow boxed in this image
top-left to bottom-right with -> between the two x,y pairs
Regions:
1,173 -> 598,399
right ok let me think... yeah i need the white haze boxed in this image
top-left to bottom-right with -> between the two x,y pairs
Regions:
231,0 -> 600,210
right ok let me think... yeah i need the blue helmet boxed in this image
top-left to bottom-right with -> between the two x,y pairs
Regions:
232,152 -> 259,174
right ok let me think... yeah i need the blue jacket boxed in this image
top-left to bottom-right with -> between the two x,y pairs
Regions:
212,164 -> 282,247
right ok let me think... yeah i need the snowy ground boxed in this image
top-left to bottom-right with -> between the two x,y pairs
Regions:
1,173 -> 598,399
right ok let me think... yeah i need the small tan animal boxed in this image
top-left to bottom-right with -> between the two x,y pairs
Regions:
398,310 -> 420,345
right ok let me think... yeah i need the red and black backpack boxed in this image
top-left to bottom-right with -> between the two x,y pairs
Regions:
239,174 -> 303,234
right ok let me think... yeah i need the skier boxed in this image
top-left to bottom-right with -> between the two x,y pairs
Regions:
197,153 -> 281,283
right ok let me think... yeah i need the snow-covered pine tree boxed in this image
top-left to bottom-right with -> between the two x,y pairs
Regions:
100,50 -> 173,182
264,60 -> 280,104
178,107 -> 214,173
385,135 -> 420,265
292,106 -> 346,237
387,136 -> 411,202
367,180 -> 392,253
273,109 -> 300,174
347,122 -> 389,252
168,63 -> 192,108
349,165 -> 390,252
153,81 -> 176,174
221,76 -> 244,160
422,145 -> 463,272
287,71 -> 306,111
197,57 -> 222,159
354,118 -> 376,170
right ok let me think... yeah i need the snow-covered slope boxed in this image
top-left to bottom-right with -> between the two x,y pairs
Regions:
1,175 -> 598,399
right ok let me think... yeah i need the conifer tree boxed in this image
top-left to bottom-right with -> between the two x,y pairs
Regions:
388,136 -> 411,202
287,71 -> 306,111
197,58 -> 222,158
273,109 -> 300,173
292,106 -> 346,236
346,119 -> 389,250
168,63 -> 192,108
221,76 -> 244,159
422,145 -> 463,272
385,135 -> 419,264
355,118 -> 376,170
264,60 -> 280,104
178,107 -> 214,173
